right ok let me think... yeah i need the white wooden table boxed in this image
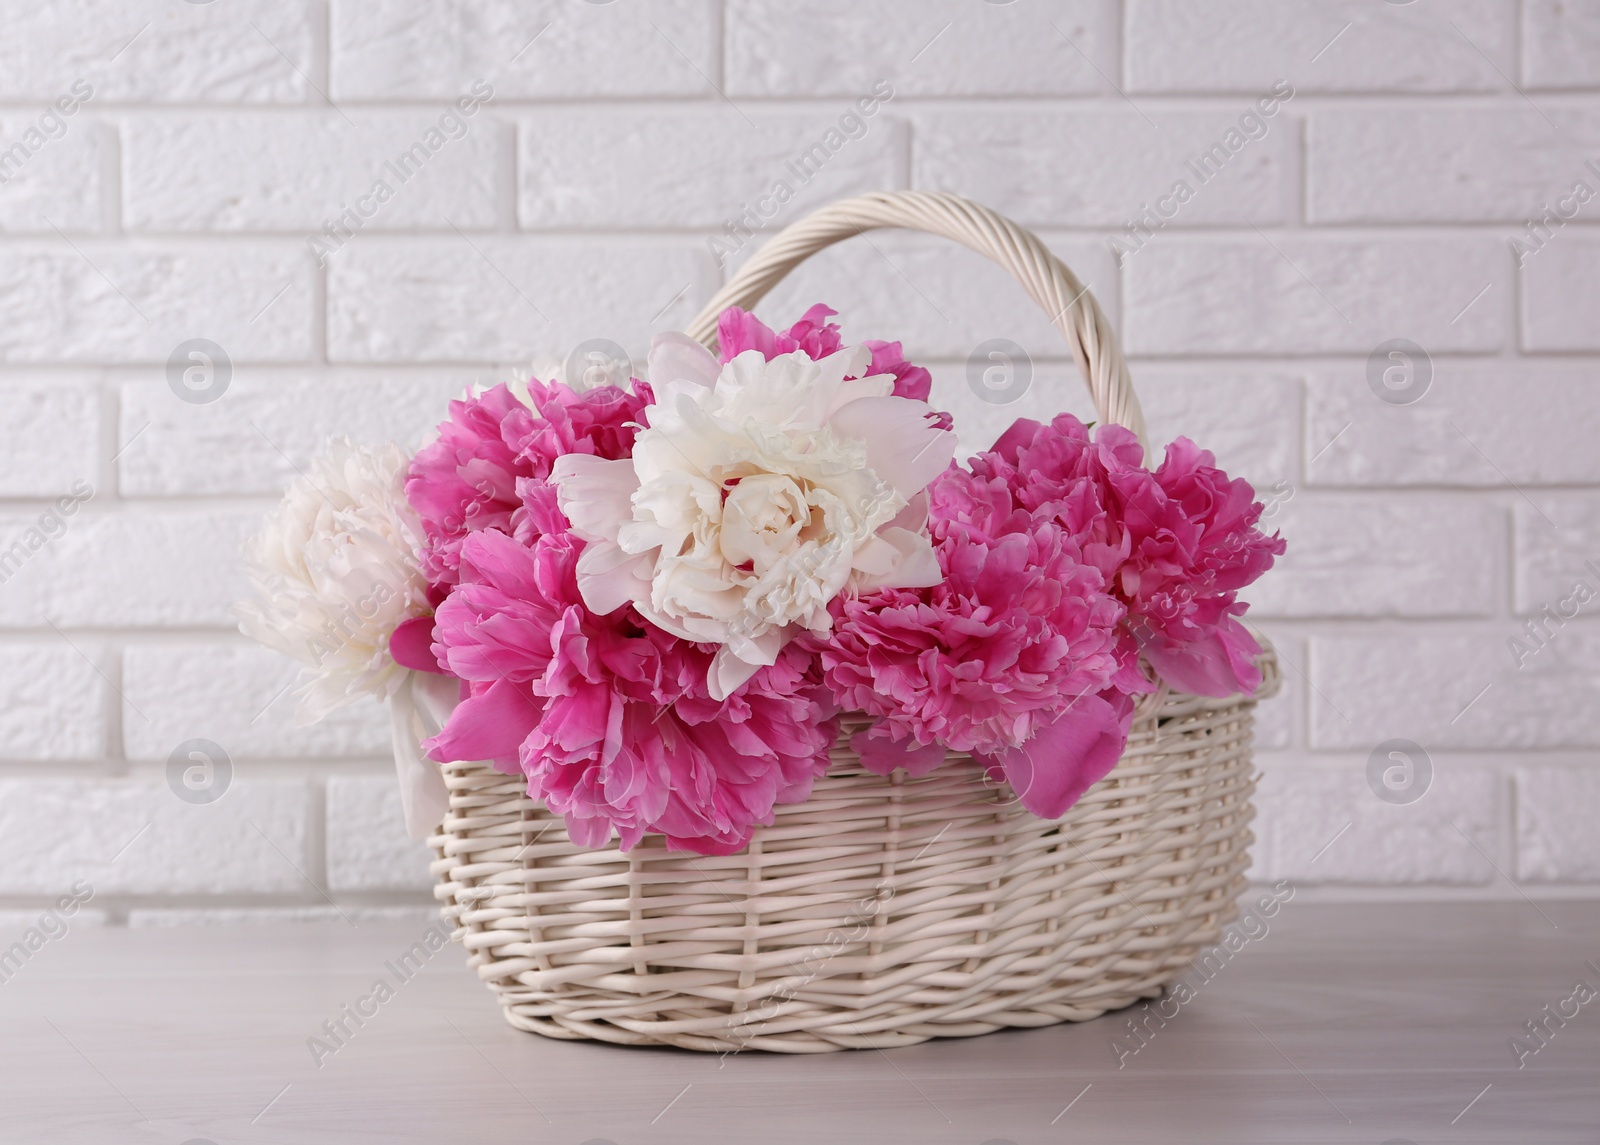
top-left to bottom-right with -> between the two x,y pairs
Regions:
2,902 -> 1597,1143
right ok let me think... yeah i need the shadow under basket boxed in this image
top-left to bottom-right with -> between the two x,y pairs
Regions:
427,654 -> 1277,1054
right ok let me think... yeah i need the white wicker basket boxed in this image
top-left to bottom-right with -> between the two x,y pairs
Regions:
426,191 -> 1279,1053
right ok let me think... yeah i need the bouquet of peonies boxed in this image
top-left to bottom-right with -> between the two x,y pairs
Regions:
240,304 -> 1283,855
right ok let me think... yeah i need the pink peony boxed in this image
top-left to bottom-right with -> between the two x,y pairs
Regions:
816,464 -> 1140,818
423,527 -> 836,855
823,412 -> 1282,816
716,303 -> 941,417
405,378 -> 652,586
981,414 -> 1284,697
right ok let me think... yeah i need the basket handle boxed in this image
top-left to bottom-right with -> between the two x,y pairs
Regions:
685,190 -> 1148,449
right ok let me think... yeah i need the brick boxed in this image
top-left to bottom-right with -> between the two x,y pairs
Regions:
1524,0 -> 1600,89
1513,497 -> 1600,614
330,0 -> 717,99
756,233 -> 1118,362
117,371 -> 471,496
1135,371 -> 1300,486
0,378 -> 98,495
0,242 -> 313,364
0,645 -> 105,760
1126,0 -> 1513,93
1309,108 -> 1600,223
912,109 -> 1296,228
0,1 -> 311,102
121,643 -> 391,761
1252,628 -> 1299,751
1516,767 -> 1600,881
1310,631 -> 1600,750
518,109 -> 901,230
930,363 -> 1298,487
1521,236 -> 1600,351
0,778 -> 311,895
1252,763 -> 1498,884
1305,365 -> 1600,487
727,0 -> 1112,96
326,237 -> 714,363
1125,238 -> 1505,355
1244,496 -> 1502,619
0,509 -> 253,628
127,906 -> 437,926
0,112 -> 105,232
124,112 -> 505,233
0,908 -> 108,928
326,777 -> 434,892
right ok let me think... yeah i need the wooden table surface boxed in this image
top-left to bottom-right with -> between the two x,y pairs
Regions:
2,901 -> 1597,1144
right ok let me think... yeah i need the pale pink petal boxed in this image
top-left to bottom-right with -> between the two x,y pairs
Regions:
550,453 -> 638,542
850,527 -> 942,592
647,331 -> 721,390
710,639 -> 773,702
574,540 -> 650,616
827,395 -> 957,499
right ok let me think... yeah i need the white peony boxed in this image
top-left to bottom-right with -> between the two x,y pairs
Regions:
238,437 -> 430,724
553,332 -> 956,700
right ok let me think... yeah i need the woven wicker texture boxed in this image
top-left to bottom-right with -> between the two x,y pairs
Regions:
426,192 -> 1278,1052
430,669 -> 1276,1053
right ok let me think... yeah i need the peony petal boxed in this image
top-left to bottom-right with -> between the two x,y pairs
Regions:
550,453 -> 639,542
422,678 -> 538,769
389,615 -> 446,674
648,330 -> 722,391
975,692 -> 1132,819
827,395 -> 957,499
574,539 -> 651,616
822,373 -> 896,420
709,642 -> 767,702
1142,620 -> 1263,698
851,728 -> 947,777
850,526 -> 942,592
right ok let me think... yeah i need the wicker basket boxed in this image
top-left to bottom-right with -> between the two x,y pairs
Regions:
426,191 -> 1279,1053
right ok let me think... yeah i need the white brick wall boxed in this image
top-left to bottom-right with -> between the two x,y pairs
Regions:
0,1 -> 1594,922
